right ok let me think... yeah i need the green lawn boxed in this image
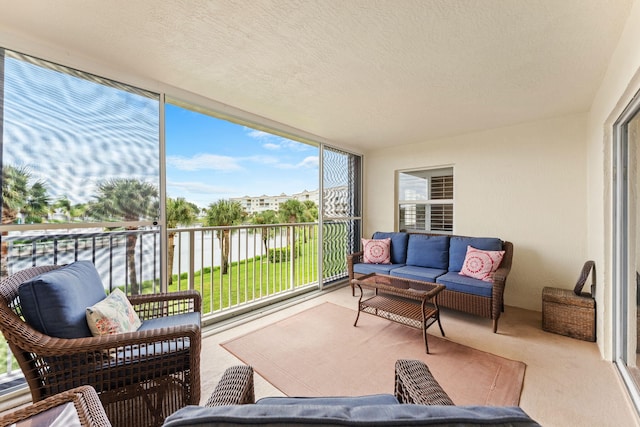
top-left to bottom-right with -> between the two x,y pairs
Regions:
0,234 -> 321,376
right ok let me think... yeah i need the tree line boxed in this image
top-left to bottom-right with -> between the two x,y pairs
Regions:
1,165 -> 318,292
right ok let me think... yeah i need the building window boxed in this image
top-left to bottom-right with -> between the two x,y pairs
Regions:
397,167 -> 453,233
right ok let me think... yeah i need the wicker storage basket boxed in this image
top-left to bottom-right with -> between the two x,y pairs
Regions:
542,287 -> 595,342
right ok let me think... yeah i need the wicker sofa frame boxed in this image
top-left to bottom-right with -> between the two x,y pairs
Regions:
0,385 -> 111,427
347,232 -> 514,333
205,359 -> 454,407
0,265 -> 202,427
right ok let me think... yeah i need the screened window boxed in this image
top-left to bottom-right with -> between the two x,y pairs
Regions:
0,49 -> 160,225
397,167 -> 453,233
0,48 -> 161,291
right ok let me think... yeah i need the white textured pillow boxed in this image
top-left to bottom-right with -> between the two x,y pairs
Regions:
86,288 -> 142,336
361,238 -> 391,264
459,245 -> 505,282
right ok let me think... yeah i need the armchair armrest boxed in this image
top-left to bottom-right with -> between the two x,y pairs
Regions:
129,290 -> 202,321
0,385 -> 111,427
205,365 -> 255,406
394,359 -> 454,405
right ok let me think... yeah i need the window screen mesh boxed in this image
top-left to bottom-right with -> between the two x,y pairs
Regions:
0,49 -> 160,225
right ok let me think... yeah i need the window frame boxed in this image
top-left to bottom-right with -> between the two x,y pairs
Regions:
396,166 -> 454,234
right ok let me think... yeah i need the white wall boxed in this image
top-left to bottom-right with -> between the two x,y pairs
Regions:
364,113 -> 588,312
587,0 -> 640,359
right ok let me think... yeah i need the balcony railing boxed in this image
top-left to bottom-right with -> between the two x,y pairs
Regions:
0,222 -> 320,390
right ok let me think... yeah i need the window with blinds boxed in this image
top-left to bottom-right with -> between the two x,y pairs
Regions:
397,168 -> 453,233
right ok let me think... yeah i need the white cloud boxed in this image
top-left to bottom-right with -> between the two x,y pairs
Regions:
244,126 -> 313,152
263,143 -> 280,150
166,154 -> 242,171
167,180 -> 234,193
274,155 -> 319,170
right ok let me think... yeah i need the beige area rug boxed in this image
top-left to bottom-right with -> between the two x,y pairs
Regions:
221,302 -> 526,406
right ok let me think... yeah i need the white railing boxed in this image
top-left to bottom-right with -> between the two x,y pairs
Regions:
0,222 -> 320,389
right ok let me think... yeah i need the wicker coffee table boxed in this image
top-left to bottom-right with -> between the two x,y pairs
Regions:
352,273 -> 445,353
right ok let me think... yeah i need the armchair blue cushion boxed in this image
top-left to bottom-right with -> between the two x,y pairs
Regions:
18,261 -> 106,339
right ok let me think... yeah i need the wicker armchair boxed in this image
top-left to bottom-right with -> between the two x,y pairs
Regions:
0,386 -> 111,427
205,359 -> 453,406
0,265 -> 202,427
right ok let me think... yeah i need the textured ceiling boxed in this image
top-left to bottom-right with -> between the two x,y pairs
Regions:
0,0 -> 633,152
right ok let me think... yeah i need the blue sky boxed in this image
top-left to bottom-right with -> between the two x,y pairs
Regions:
165,104 -> 319,208
2,52 -> 319,210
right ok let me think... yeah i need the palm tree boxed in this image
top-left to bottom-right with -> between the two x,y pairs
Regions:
70,203 -> 88,221
166,197 -> 198,285
1,165 -> 32,277
52,196 -> 72,221
1,165 -> 31,225
250,209 -> 280,252
23,182 -> 50,223
204,200 -> 246,275
301,200 -> 318,243
278,199 -> 306,251
86,178 -> 158,294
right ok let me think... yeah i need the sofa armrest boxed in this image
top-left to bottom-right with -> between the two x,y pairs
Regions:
484,240 -> 513,333
347,251 -> 364,280
205,365 -> 255,406
394,359 -> 454,405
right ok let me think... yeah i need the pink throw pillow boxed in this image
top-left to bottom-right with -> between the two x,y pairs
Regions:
459,245 -> 505,282
361,238 -> 391,264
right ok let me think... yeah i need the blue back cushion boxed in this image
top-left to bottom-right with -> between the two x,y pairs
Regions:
19,261 -> 107,338
449,236 -> 503,272
405,234 -> 450,269
372,232 -> 409,264
256,394 -> 399,406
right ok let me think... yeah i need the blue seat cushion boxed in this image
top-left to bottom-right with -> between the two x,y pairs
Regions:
436,272 -> 493,297
390,266 -> 447,283
449,237 -> 502,272
406,234 -> 450,269
163,404 -> 541,426
353,263 -> 405,276
256,394 -> 399,406
137,311 -> 201,331
18,261 -> 107,338
372,232 -> 409,264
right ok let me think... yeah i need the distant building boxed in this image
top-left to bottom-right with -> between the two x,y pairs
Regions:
231,189 -> 320,215
231,186 -> 351,217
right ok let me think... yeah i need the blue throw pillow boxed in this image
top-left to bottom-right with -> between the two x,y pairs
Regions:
372,232 -> 409,264
449,236 -> 503,272
19,261 -> 107,338
405,234 -> 450,269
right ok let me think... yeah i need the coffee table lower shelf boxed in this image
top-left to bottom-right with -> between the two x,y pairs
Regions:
352,274 -> 445,354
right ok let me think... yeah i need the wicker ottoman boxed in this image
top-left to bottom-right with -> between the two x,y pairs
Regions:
542,287 -> 596,342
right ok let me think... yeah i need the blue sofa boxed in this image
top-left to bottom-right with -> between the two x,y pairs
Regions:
347,232 -> 513,332
162,361 -> 539,426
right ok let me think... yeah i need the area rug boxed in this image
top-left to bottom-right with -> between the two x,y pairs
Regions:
221,302 -> 526,406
